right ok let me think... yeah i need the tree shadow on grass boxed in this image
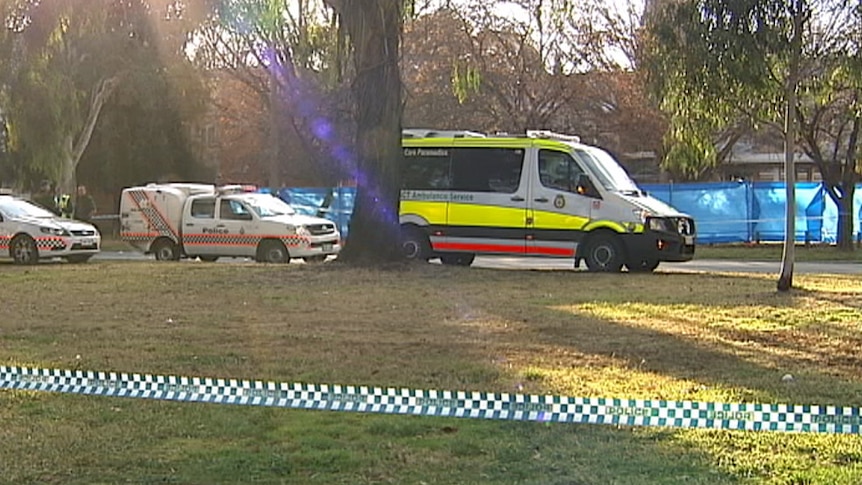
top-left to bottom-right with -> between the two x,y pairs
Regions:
461,269 -> 862,408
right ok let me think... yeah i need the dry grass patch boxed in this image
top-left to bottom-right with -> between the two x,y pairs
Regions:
1,261 -> 861,484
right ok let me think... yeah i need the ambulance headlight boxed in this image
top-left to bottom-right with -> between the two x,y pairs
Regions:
296,225 -> 311,236
40,226 -> 68,236
647,217 -> 669,232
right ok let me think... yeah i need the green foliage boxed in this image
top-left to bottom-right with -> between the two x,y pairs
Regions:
206,0 -> 344,86
644,0 -> 793,179
0,0 -> 211,191
451,61 -> 481,104
646,0 -> 861,188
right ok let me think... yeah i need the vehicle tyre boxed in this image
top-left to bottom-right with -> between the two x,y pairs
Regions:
401,227 -> 431,262
10,235 -> 38,265
582,233 -> 625,272
257,240 -> 289,263
303,255 -> 327,264
152,239 -> 180,261
440,253 -> 475,266
199,256 -> 219,262
65,255 -> 93,264
626,258 -> 659,273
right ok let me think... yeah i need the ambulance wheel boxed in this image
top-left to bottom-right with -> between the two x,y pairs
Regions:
440,253 -> 475,267
626,259 -> 659,272
257,240 -> 289,263
10,234 -> 38,265
152,239 -> 180,261
582,233 -> 625,272
401,227 -> 431,261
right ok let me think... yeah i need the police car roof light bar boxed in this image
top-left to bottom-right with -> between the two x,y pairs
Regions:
217,185 -> 252,196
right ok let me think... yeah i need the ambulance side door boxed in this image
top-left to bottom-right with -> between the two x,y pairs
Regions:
526,149 -> 596,257
445,144 -> 529,255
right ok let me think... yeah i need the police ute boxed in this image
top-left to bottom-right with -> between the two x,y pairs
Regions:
399,129 -> 696,272
0,194 -> 101,264
119,183 -> 341,263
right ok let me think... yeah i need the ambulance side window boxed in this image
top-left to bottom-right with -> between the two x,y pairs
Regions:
190,198 -> 216,219
402,152 -> 451,190
450,148 -> 524,193
539,150 -> 584,193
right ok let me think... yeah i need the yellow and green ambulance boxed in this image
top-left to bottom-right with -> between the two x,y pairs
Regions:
399,130 -> 695,272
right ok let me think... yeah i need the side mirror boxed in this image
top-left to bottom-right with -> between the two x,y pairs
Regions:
576,174 -> 602,199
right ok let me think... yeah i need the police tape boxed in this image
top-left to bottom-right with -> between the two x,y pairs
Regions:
1,366 -> 860,434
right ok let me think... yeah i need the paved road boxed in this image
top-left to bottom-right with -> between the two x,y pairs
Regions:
92,251 -> 861,275
470,256 -> 861,275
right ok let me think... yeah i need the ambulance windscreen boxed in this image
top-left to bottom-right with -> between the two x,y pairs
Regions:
575,147 -> 641,194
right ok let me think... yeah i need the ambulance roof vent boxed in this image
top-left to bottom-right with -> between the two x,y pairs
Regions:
402,129 -> 486,139
526,130 -> 581,143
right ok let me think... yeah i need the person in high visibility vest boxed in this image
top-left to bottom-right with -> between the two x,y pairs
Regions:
57,193 -> 73,218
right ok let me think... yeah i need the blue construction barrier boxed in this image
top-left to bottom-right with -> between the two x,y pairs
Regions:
270,186 -> 356,239
641,182 -> 862,244
269,183 -> 862,245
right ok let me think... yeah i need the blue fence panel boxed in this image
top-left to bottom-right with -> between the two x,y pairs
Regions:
825,186 -> 862,243
643,182 -> 751,244
273,187 -> 356,239
749,182 -> 823,243
857,189 -> 862,240
265,183 -> 861,245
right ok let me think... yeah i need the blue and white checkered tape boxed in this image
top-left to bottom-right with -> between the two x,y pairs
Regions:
1,366 -> 859,434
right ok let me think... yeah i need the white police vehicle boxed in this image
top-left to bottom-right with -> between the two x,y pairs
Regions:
0,195 -> 101,264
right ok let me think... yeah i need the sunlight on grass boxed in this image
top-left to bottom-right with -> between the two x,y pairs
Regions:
515,362 -> 737,402
2,262 -> 861,483
668,428 -> 862,483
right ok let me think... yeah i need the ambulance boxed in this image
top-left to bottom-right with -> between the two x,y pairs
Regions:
399,130 -> 695,272
0,194 -> 100,264
119,183 -> 341,263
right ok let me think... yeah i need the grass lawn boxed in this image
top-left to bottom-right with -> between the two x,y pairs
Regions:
696,243 -> 862,262
2,262 -> 860,484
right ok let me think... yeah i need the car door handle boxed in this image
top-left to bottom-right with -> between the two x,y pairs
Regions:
216,224 -> 226,228
510,196 -> 525,202
534,197 -> 549,203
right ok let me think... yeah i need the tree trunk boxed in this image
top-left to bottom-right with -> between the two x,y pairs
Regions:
57,76 -> 119,195
334,0 -> 403,265
836,183 -> 856,251
268,67 -> 281,188
59,135 -> 77,197
778,2 -> 803,292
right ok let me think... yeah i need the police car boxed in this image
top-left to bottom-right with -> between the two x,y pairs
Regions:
0,194 -> 101,264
